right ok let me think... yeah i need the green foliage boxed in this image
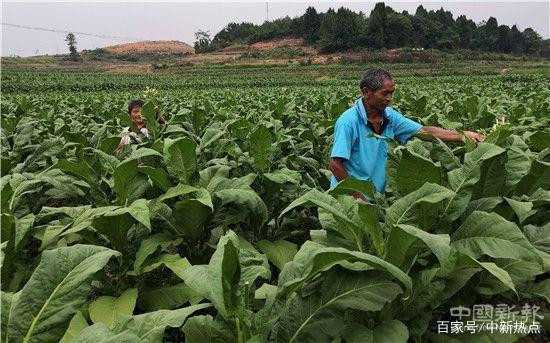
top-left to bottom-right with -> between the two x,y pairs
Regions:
1,68 -> 549,342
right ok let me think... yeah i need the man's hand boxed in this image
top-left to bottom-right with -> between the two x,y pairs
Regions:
351,191 -> 370,204
464,131 -> 485,143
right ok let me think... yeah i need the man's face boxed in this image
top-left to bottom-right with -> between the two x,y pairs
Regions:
364,79 -> 395,112
130,106 -> 145,128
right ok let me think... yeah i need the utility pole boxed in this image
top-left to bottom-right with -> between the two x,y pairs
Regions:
266,2 -> 269,22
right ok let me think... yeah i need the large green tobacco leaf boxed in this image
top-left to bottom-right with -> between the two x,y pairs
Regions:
280,189 -> 371,251
237,236 -> 271,286
75,304 -> 211,343
249,125 -> 273,172
163,137 -> 197,184
59,311 -> 89,343
214,189 -> 268,227
139,283 -> 203,311
342,320 -> 409,343
273,270 -> 404,343
92,199 -> 151,250
1,291 -> 20,342
385,183 -> 454,230
514,159 -> 550,195
113,148 -> 161,204
172,199 -> 212,239
443,143 -> 506,222
386,224 -> 451,271
277,241 -> 412,299
207,231 -> 241,319
89,288 -> 138,328
263,168 -> 301,185
5,244 -> 120,343
394,148 -> 443,195
182,315 -> 236,343
133,232 -> 179,272
451,211 -> 541,263
257,239 -> 298,271
140,101 -> 160,137
137,254 -> 191,280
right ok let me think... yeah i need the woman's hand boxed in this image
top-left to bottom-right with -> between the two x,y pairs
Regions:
464,131 -> 486,142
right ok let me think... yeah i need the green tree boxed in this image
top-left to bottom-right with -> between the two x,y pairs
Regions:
508,25 -> 526,54
522,28 -> 542,54
302,6 -> 321,43
385,12 -> 413,48
454,15 -> 476,49
194,30 -> 214,53
65,33 -> 80,61
496,25 -> 512,53
367,2 -> 387,48
318,7 -> 366,52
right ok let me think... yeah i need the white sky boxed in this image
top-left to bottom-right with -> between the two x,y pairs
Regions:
2,0 -> 549,57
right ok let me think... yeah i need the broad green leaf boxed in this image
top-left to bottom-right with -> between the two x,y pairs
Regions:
89,289 -> 138,328
280,189 -> 353,226
386,183 -> 453,229
163,137 -> 197,183
182,315 -> 235,343
237,236 -> 271,286
394,148 -> 443,195
172,199 -> 211,239
457,253 -> 518,294
1,291 -> 19,342
514,159 -> 550,195
140,101 -> 160,136
179,264 -> 210,298
329,177 -> 375,199
215,189 -> 268,227
505,144 -> 532,188
257,239 -> 298,270
207,231 -> 240,319
60,311 -> 89,343
133,232 -> 177,272
263,168 -> 301,185
275,271 -> 404,343
277,241 -> 412,299
529,279 -> 550,302
504,197 -> 535,223
14,214 -> 34,251
139,283 -> 203,311
139,166 -> 170,191
139,254 -> 191,280
6,245 -> 120,342
386,224 -> 451,271
443,143 -> 505,221
452,211 -> 541,262
343,320 -> 409,343
249,125 -> 273,172
76,304 -> 211,343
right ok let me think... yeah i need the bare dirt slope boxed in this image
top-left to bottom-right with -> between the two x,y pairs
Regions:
104,40 -> 194,55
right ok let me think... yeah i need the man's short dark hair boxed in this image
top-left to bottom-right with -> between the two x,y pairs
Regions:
359,69 -> 393,92
128,99 -> 144,114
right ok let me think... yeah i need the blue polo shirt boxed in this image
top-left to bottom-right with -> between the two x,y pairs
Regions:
330,98 -> 423,193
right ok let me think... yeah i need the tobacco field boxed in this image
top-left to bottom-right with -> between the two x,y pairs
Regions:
1,68 -> 549,342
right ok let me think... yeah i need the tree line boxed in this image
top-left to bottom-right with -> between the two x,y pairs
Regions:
195,3 -> 548,56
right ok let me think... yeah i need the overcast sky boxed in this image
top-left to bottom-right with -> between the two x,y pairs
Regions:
2,1 -> 549,57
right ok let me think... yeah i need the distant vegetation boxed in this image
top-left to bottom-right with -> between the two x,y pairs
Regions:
196,2 -> 549,57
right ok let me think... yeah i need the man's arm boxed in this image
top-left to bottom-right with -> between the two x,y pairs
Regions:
417,126 -> 485,143
329,157 -> 368,202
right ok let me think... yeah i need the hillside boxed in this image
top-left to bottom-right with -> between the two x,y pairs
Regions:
103,40 -> 194,55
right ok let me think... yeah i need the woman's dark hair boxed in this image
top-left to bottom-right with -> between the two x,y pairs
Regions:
128,99 -> 144,114
359,69 -> 393,92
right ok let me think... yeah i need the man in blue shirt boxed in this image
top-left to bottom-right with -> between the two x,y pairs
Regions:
329,69 -> 485,201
